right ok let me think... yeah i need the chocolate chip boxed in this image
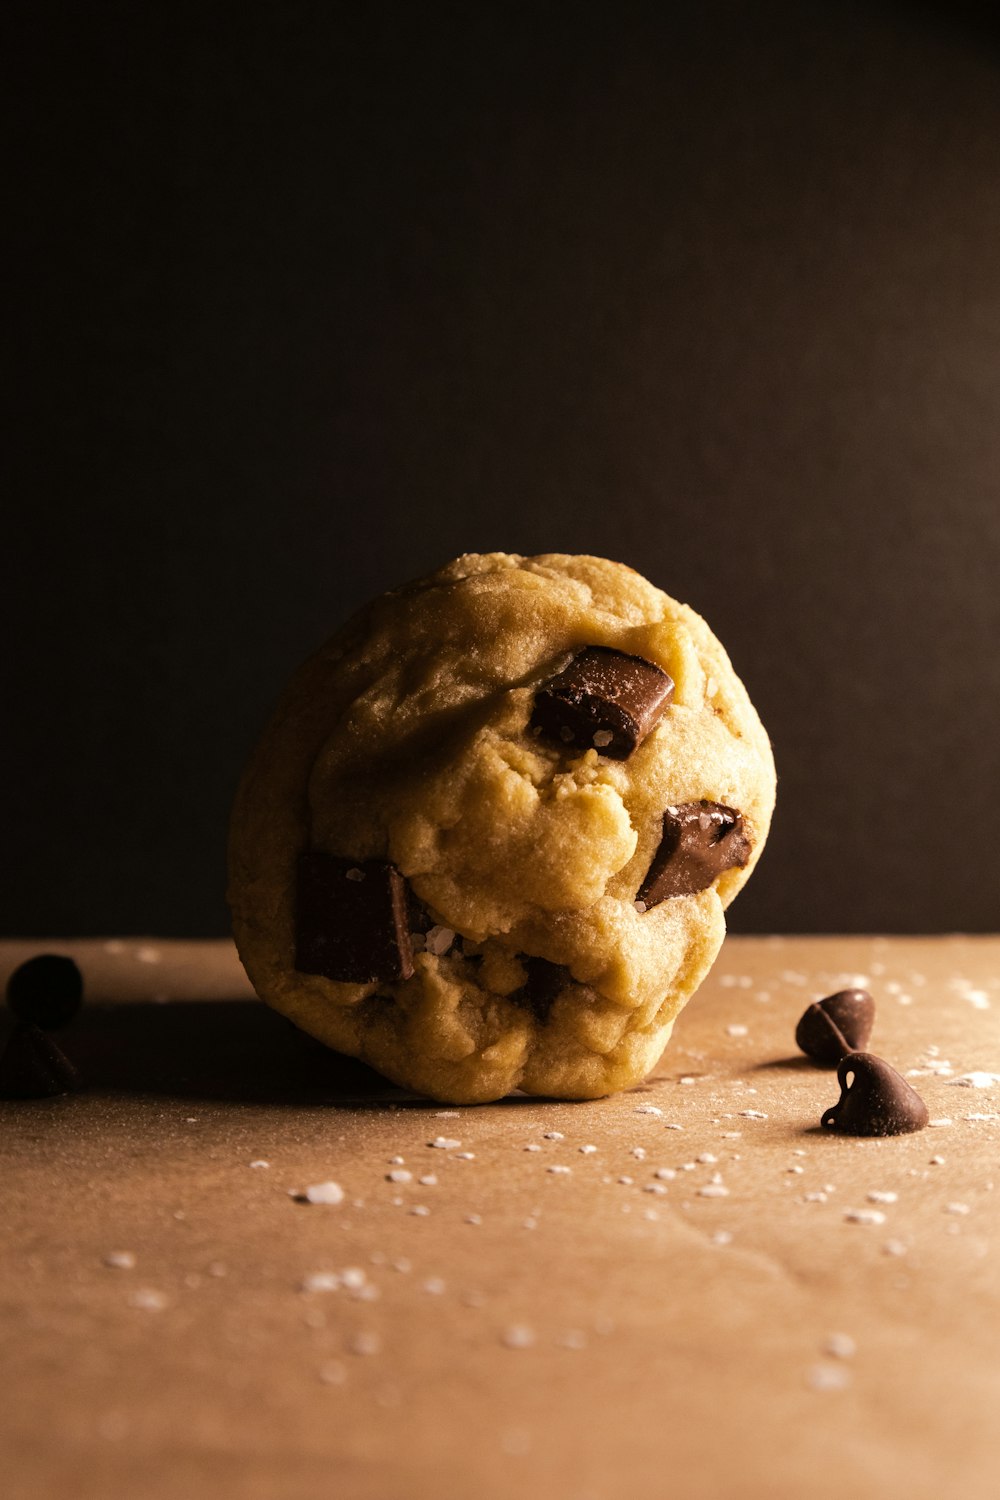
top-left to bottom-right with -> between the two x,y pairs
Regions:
0,1023 -> 83,1099
821,1052 -> 929,1137
530,646 -> 673,760
6,954 -> 83,1030
637,801 -> 750,906
509,957 -> 571,1022
295,853 -> 415,984
796,989 -> 875,1065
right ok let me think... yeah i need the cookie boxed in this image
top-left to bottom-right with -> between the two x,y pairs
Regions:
228,553 -> 776,1103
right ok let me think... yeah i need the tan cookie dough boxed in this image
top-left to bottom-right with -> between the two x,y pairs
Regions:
228,553 -> 776,1103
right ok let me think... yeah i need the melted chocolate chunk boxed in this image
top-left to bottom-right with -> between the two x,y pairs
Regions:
637,801 -> 750,906
796,989 -> 875,1065
509,957 -> 571,1022
530,646 -> 673,760
6,954 -> 83,1030
0,1023 -> 82,1099
821,1052 -> 929,1137
295,853 -> 414,984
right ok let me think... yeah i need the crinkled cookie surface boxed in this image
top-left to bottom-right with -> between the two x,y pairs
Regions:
228,553 -> 776,1103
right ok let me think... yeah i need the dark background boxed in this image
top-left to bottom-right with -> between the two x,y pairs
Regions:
6,1 -> 1000,938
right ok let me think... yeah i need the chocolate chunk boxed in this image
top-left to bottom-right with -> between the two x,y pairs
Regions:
6,954 -> 84,1030
796,989 -> 875,1065
0,1023 -> 83,1099
509,957 -> 571,1022
530,646 -> 673,760
637,801 -> 750,906
821,1052 -> 929,1137
295,853 -> 414,984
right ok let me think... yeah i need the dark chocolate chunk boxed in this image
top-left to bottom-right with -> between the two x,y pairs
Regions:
530,646 -> 673,760
796,989 -> 875,1065
637,801 -> 750,907
295,853 -> 414,985
821,1052 -> 929,1137
509,956 -> 571,1022
6,954 -> 84,1030
0,1022 -> 82,1099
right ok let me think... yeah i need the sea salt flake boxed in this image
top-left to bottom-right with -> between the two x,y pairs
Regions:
301,1181 -> 345,1206
422,1277 -> 447,1294
807,1363 -> 851,1393
945,1202 -> 971,1215
548,1165 -> 572,1176
635,1105 -> 663,1116
349,1331 -> 382,1356
418,1174 -> 438,1186
726,1024 -> 748,1037
104,1251 -> 136,1270
948,1072 -> 1000,1089
409,1205 -> 430,1217
579,1144 -> 597,1155
425,926 -> 456,957
697,1184 -> 730,1199
739,1110 -> 768,1119
644,1183 -> 669,1195
867,1190 -> 898,1204
543,1132 -> 564,1141
249,1159 -> 270,1169
631,1146 -> 647,1160
300,1272 -> 341,1293
502,1324 -> 536,1349
319,1360 -> 347,1385
824,1333 -> 856,1359
434,1110 -> 460,1118
696,1153 -> 718,1164
129,1288 -> 168,1311
654,1167 -> 676,1181
429,1137 -> 461,1150
386,1169 -> 412,1183
844,1209 -> 886,1225
711,1230 -> 733,1246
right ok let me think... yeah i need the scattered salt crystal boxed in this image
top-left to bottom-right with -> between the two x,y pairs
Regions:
340,1267 -> 366,1289
947,1072 -> 1000,1089
579,1144 -> 597,1155
787,1165 -> 804,1175
423,1277 -> 447,1294
301,1182 -> 345,1206
617,1176 -> 633,1186
726,1024 -> 748,1038
679,1077 -> 697,1086
502,1324 -> 536,1350
129,1289 -> 168,1311
965,1113 -> 1000,1122
804,1192 -> 828,1203
249,1159 -> 270,1169
929,1156 -> 946,1166
104,1251 -> 136,1270
547,1165 -> 571,1176
349,1331 -> 382,1356
867,1190 -> 898,1204
824,1333 -> 856,1359
429,1137 -> 461,1150
654,1167 -> 676,1181
928,1119 -> 953,1128
386,1169 -> 412,1183
945,1202 -> 971,1215
844,1209 -> 886,1225
418,1174 -> 437,1186
319,1361 -> 347,1385
711,1230 -> 733,1246
389,1155 -> 405,1165
739,1110 -> 768,1120
425,926 -> 456,957
663,1123 -> 684,1130
631,1146 -> 647,1160
543,1132 -> 564,1141
807,1363 -> 851,1393
635,1105 -> 663,1116
697,1184 -> 730,1199
524,1144 -> 542,1152
696,1153 -> 718,1164
644,1183 -> 669,1196
409,1205 -> 430,1216
465,1213 -> 482,1225
455,1152 -> 475,1160
593,730 -> 614,748
722,1131 -> 742,1140
300,1272 -> 341,1293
